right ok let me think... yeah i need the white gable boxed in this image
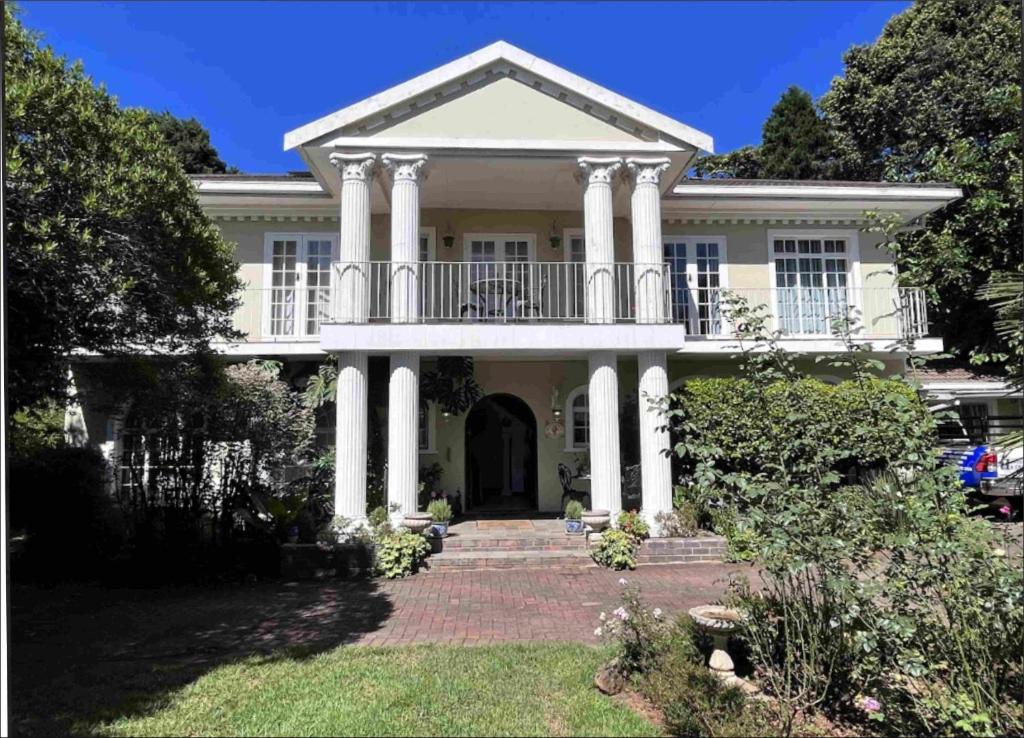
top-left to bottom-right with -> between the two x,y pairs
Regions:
285,41 -> 712,153
356,76 -> 647,143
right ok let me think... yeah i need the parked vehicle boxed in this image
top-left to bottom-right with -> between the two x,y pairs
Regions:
937,412 -> 1023,516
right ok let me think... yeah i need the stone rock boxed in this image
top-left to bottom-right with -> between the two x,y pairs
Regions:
594,664 -> 626,695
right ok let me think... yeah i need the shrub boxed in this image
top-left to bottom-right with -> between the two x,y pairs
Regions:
9,446 -> 123,580
564,500 -> 584,520
374,531 -> 430,579
595,580 -> 669,674
426,499 -> 452,523
615,509 -> 649,542
654,498 -> 699,538
590,529 -> 637,570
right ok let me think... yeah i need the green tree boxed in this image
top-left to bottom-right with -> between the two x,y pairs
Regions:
692,86 -> 833,179
759,86 -> 833,179
3,6 -> 241,411
144,110 -> 237,174
819,0 -> 1022,370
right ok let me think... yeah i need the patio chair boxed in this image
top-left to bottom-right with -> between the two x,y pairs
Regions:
510,275 -> 547,320
558,462 -> 590,511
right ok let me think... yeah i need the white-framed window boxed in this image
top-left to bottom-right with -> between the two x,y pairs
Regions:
767,230 -> 861,336
662,236 -> 728,335
418,403 -> 436,454
263,233 -> 339,338
463,233 -> 536,263
564,385 -> 589,452
563,228 -> 586,317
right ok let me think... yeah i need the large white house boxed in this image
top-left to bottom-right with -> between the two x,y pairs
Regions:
77,41 -> 964,533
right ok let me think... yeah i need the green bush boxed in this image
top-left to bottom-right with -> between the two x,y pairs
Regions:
590,529 -> 637,570
426,499 -> 452,523
564,500 -> 584,520
668,375 -> 936,486
10,446 -> 123,579
374,531 -> 430,579
615,509 -> 649,541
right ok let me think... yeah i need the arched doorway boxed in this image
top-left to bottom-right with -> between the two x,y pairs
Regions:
465,393 -> 538,512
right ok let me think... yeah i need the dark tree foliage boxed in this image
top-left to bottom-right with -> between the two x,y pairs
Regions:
144,111 -> 237,174
4,6 -> 242,411
759,86 -> 834,179
820,0 -> 1022,370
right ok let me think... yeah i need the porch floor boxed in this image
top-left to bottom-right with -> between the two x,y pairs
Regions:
446,516 -> 565,539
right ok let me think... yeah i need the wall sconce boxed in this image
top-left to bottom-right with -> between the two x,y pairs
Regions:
551,387 -> 562,419
442,223 -> 455,249
549,220 -> 561,250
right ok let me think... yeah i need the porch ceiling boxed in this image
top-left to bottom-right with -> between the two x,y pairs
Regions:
300,150 -> 691,215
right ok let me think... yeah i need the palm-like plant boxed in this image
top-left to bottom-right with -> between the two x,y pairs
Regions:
977,271 -> 1023,452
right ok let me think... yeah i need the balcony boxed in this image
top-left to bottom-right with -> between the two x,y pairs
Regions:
230,260 -> 929,344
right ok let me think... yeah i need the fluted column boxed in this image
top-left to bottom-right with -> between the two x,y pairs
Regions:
578,157 -> 621,324
329,153 -> 377,322
588,351 -> 622,518
625,158 -> 671,324
327,154 -> 377,526
386,353 -> 420,519
334,352 -> 368,521
382,153 -> 428,323
382,153 -> 427,521
637,351 -> 672,535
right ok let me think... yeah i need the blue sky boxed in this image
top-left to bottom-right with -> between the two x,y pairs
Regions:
20,1 -> 909,172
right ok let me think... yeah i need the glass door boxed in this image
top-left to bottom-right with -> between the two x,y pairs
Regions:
773,238 -> 848,334
663,239 -> 725,334
266,235 -> 337,338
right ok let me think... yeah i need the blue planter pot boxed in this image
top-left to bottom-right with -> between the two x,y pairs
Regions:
431,521 -> 449,538
565,519 -> 584,535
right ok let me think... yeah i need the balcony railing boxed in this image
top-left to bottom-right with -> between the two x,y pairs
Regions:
228,261 -> 928,341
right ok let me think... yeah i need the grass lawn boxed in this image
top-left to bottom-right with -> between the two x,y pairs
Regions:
98,643 -> 662,737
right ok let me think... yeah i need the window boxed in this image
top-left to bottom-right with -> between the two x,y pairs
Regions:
264,233 -> 338,338
565,385 -> 589,451
419,227 -> 436,262
770,234 -> 854,335
564,229 -> 586,317
959,402 -> 990,445
418,404 -> 435,453
662,237 -> 727,334
466,237 -> 532,262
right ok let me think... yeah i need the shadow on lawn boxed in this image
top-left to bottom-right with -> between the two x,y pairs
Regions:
9,578 -> 395,735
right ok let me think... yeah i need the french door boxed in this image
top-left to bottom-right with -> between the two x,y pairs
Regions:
265,234 -> 337,337
663,238 -> 725,334
772,237 -> 849,335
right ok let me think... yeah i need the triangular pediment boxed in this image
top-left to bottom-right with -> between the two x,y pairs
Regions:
352,74 -> 650,143
285,41 -> 713,153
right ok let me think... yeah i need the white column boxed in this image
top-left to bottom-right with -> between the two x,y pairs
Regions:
382,153 -> 428,323
625,157 -> 671,324
588,351 -> 622,518
627,158 -> 674,535
334,352 -> 368,522
329,153 -> 377,322
578,157 -> 621,324
637,351 -> 672,534
327,153 -> 377,526
382,153 -> 427,520
386,353 -> 420,518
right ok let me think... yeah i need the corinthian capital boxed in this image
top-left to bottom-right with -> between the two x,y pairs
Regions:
577,156 -> 622,186
329,152 -> 378,183
382,153 -> 429,183
624,157 -> 672,187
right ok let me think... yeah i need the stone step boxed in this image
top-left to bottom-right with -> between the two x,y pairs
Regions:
440,535 -> 588,552
425,549 -> 594,571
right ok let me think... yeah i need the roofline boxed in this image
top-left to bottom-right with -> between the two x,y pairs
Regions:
283,40 -> 713,154
671,182 -> 962,200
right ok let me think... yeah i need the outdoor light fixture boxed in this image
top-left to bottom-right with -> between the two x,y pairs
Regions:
442,223 -> 455,249
549,220 -> 561,249
551,387 -> 562,419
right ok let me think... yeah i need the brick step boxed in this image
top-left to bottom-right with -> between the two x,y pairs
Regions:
426,549 -> 594,571
440,536 -> 588,552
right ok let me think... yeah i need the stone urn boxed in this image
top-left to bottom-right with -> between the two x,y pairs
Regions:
688,605 -> 743,681
402,512 -> 432,536
582,509 -> 611,532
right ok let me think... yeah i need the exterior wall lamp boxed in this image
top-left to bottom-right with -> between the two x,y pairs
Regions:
549,220 -> 561,250
442,223 -> 455,249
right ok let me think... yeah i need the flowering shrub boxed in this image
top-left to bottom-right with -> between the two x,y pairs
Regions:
590,529 -> 637,570
595,579 -> 669,674
615,510 -> 649,542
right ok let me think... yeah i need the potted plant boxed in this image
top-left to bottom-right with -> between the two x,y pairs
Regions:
582,508 -> 611,532
427,499 -> 452,539
564,500 -> 585,535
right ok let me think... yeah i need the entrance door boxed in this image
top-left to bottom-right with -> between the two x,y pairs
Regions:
663,238 -> 725,335
464,394 -> 538,511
